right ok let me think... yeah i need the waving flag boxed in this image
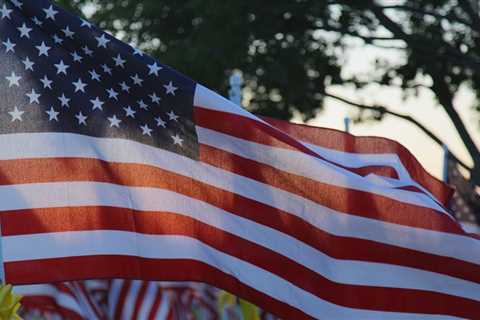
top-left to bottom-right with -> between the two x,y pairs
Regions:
16,281 -> 106,319
1,0 -> 480,319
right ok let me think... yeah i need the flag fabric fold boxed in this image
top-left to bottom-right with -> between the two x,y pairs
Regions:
1,0 -> 480,319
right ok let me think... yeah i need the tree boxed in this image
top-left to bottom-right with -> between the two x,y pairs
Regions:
57,0 -> 480,188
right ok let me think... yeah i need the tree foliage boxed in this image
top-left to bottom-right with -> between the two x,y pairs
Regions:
56,0 -> 480,185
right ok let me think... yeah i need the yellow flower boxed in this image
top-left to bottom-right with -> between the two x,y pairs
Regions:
0,284 -> 22,320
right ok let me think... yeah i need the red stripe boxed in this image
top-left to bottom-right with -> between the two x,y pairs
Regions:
260,115 -> 453,205
147,287 -> 163,320
0,155 -> 457,234
114,280 -> 131,320
195,107 -> 403,180
1,158 -> 478,285
0,156 -> 459,235
198,144 -> 461,233
131,282 -> 149,319
4,206 -> 480,317
8,257 -> 310,319
8,256 -> 479,319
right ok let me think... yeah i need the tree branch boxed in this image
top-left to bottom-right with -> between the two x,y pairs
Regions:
368,3 -> 480,73
430,74 -> 480,182
379,4 -> 474,28
457,0 -> 480,31
323,91 -> 472,171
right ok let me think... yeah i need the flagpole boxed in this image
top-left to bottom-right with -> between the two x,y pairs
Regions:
228,72 -> 243,107
344,116 -> 350,133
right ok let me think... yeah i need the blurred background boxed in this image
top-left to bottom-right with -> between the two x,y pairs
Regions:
17,0 -> 480,318
53,0 -> 480,186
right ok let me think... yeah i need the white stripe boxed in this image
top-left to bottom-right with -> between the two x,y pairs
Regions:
3,231 -> 463,320
197,126 -> 445,213
194,84 -> 260,120
137,283 -> 158,320
156,290 -> 172,319
108,280 -> 122,319
14,284 -> 56,296
2,181 -> 479,302
0,133 -> 477,265
122,280 -> 142,320
305,142 -> 410,179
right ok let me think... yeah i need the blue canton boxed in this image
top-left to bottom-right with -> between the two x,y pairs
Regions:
0,0 -> 198,158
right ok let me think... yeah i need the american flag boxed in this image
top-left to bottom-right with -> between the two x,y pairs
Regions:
16,281 -> 105,319
108,280 -> 176,320
1,0 -> 480,319
17,280 -> 219,319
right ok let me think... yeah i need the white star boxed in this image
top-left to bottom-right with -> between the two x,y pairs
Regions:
123,106 -> 136,118
62,26 -> 75,39
40,75 -> 52,89
43,5 -> 58,20
5,72 -> 21,87
167,110 -> 179,121
132,47 -> 143,56
164,81 -> 178,95
8,106 -> 24,122
17,23 -> 32,38
89,69 -> 101,81
130,74 -> 143,86
75,112 -> 87,125
80,19 -> 92,28
106,88 -> 118,100
101,64 -> 112,75
82,46 -> 93,57
36,41 -> 51,56
171,134 -> 183,146
53,34 -> 63,44
45,107 -> 59,121
140,124 -> 152,136
32,16 -> 43,26
155,116 -> 166,128
149,92 -> 161,104
54,60 -> 70,75
0,4 -> 12,19
22,57 -> 34,71
96,34 -> 110,48
3,38 -> 15,53
58,93 -> 70,108
137,100 -> 148,110
10,0 -> 22,9
107,115 -> 122,128
113,54 -> 126,68
90,97 -> 104,111
147,62 -> 162,76
26,88 -> 40,104
119,81 -> 130,92
71,51 -> 82,62
72,78 -> 87,93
